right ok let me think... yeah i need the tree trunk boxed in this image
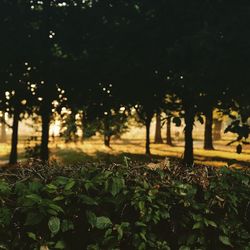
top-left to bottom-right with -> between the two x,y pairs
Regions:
213,119 -> 222,140
104,119 -> 111,147
154,112 -> 163,143
104,135 -> 111,147
0,115 -> 7,143
9,109 -> 20,165
166,116 -> 173,145
145,117 -> 152,155
204,107 -> 214,150
184,107 -> 195,165
81,112 -> 85,142
41,109 -> 50,162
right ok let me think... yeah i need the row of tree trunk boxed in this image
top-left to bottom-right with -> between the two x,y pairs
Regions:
154,113 -> 173,145
150,108 -> 223,164
0,106 -> 51,165
2,106 -> 223,165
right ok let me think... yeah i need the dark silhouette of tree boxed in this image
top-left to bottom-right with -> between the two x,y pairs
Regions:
0,113 -> 7,143
204,108 -> 214,150
166,116 -> 173,146
213,118 -> 223,141
154,112 -> 163,144
0,0 -> 37,164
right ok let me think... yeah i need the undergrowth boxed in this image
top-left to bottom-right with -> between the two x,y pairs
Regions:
0,160 -> 249,249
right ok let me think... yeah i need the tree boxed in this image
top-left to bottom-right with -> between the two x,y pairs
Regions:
29,0 -> 91,161
164,0 -> 250,163
0,112 -> 7,143
203,107 -> 214,150
135,104 -> 154,155
213,118 -> 223,141
166,116 -> 173,146
154,112 -> 163,144
0,0 -> 37,164
83,83 -> 129,147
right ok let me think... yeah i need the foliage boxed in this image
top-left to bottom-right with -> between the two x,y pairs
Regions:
0,161 -> 249,249
59,111 -> 79,143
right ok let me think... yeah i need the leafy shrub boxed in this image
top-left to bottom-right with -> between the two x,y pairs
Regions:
0,161 -> 249,250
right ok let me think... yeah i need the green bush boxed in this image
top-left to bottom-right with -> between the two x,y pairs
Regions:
0,162 -> 249,250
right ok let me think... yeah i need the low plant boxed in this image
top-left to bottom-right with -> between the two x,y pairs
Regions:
0,161 -> 249,249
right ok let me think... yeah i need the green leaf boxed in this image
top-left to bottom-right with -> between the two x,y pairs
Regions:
116,225 -> 123,240
179,246 -> 190,250
46,184 -> 58,191
207,220 -> 217,228
139,232 -> 147,241
53,196 -> 65,202
0,208 -> 11,226
55,241 -> 66,249
64,180 -> 75,191
135,221 -> 147,227
61,219 -> 74,232
192,222 -> 203,229
86,211 -> 97,228
47,209 -> 58,216
80,194 -> 98,205
104,228 -> 112,238
48,217 -> 60,235
29,182 -> 43,193
48,203 -> 64,213
27,232 -> 36,241
0,244 -> 8,250
138,201 -> 145,211
219,235 -> 233,247
96,216 -> 112,230
111,177 -> 125,196
25,194 -> 42,203
0,181 -> 11,195
87,244 -> 100,250
138,242 -> 146,250
55,176 -> 69,186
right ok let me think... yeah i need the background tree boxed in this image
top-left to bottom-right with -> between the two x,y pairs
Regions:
154,112 -> 163,144
0,112 -> 7,143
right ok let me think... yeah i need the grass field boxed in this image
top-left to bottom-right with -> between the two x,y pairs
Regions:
1,134 -> 250,167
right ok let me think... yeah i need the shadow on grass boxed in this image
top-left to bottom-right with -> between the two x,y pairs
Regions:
54,147 -> 250,168
194,155 -> 250,168
54,147 -> 165,165
0,152 -> 26,165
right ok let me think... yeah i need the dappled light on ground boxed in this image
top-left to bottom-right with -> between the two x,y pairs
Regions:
50,137 -> 250,167
1,136 -> 250,167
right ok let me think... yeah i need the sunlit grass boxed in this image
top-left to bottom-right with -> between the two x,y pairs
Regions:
1,134 -> 250,167
52,136 -> 250,167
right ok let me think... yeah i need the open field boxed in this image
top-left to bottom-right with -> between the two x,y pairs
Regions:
1,118 -> 249,167
1,134 -> 250,167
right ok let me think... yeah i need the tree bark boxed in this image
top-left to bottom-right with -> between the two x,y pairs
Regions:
184,107 -> 195,165
166,116 -> 173,146
154,112 -> 163,144
104,119 -> 111,147
0,115 -> 7,143
104,135 -> 111,147
204,107 -> 214,150
145,117 -> 152,155
81,112 -> 85,142
213,119 -> 222,140
9,109 -> 20,165
41,109 -> 50,162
